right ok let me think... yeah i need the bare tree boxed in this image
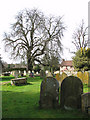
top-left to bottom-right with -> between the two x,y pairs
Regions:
3,9 -> 65,72
72,20 -> 88,51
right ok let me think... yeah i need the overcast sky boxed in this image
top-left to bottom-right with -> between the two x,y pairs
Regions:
0,0 -> 89,63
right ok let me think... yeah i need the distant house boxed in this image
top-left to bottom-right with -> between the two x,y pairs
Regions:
60,60 -> 74,75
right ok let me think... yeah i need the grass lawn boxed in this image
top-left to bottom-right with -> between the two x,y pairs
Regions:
1,76 -> 90,119
0,75 -> 15,82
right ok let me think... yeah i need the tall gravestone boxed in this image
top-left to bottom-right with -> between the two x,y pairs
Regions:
60,76 -> 83,110
39,77 -> 59,109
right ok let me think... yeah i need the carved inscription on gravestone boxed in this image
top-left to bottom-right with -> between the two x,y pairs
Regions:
39,77 -> 59,108
60,76 -> 83,110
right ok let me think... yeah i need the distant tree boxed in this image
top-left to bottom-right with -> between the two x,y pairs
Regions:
85,48 -> 90,59
33,64 -> 41,73
72,48 -> 90,71
41,53 -> 60,73
3,9 -> 65,72
72,20 -> 88,51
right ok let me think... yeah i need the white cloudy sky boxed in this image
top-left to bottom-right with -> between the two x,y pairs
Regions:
0,0 -> 89,63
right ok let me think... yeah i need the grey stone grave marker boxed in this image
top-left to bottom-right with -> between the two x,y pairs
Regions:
60,76 -> 83,110
39,77 -> 59,109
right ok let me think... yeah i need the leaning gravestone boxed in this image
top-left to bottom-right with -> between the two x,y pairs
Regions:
81,92 -> 90,115
60,76 -> 83,110
39,77 -> 59,109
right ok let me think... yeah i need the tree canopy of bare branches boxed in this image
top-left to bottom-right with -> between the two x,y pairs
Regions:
72,20 -> 88,51
3,9 -> 65,71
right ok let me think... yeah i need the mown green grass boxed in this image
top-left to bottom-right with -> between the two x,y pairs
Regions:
1,76 -> 90,118
0,75 -> 15,82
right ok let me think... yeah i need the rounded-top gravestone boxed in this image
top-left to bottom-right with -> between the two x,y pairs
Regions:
39,77 -> 59,109
60,76 -> 83,110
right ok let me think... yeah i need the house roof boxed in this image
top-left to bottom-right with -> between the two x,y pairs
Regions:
60,60 -> 73,67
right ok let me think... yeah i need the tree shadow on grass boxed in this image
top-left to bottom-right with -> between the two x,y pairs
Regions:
15,82 -> 33,86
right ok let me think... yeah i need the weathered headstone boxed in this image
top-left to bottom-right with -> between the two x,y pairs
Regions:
77,71 -> 89,85
39,77 -> 59,109
14,70 -> 19,78
11,77 -> 27,85
81,92 -> 90,115
60,76 -> 83,110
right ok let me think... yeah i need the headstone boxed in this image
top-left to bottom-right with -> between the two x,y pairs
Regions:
60,76 -> 83,110
24,70 -> 27,76
77,71 -> 89,85
39,77 -> 59,109
14,70 -> 19,78
11,77 -> 27,85
81,92 -> 90,115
